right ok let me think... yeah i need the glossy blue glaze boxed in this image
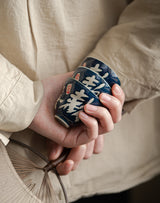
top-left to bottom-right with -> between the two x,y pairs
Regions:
72,66 -> 111,96
55,78 -> 102,128
81,57 -> 121,87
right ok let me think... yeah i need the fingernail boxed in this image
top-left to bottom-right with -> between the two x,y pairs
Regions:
100,93 -> 111,103
79,111 -> 88,119
65,160 -> 74,173
85,104 -> 98,112
113,85 -> 121,95
66,160 -> 74,169
80,144 -> 87,151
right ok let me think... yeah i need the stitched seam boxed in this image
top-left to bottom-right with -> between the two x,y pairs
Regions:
0,73 -> 22,108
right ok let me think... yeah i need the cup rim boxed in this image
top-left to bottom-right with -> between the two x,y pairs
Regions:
82,57 -> 107,67
81,57 -> 121,86
66,77 -> 99,99
54,115 -> 70,128
55,77 -> 101,128
75,66 -> 111,88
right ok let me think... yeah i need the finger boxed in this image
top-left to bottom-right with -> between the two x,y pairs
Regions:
84,140 -> 95,159
93,134 -> 104,154
56,160 -> 74,175
78,111 -> 99,142
56,145 -> 86,174
67,145 -> 86,170
99,93 -> 122,123
47,140 -> 63,160
112,84 -> 125,106
84,104 -> 114,134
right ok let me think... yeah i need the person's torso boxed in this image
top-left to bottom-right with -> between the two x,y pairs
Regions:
0,0 -> 126,80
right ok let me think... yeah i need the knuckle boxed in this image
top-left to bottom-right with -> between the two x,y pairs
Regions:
102,120 -> 114,133
113,110 -> 122,123
103,123 -> 109,132
99,107 -> 109,119
89,130 -> 98,141
90,120 -> 98,140
114,99 -> 121,109
92,118 -> 98,127
92,132 -> 98,140
108,122 -> 114,132
92,106 -> 116,133
103,111 -> 113,131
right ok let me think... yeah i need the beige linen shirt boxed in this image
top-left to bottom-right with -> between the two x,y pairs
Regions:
0,0 -> 160,202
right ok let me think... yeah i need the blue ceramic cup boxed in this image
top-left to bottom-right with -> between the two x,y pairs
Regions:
72,66 -> 111,96
81,57 -> 121,87
55,78 -> 102,128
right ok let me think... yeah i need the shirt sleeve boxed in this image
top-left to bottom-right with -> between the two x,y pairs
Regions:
0,53 -> 43,141
85,0 -> 160,112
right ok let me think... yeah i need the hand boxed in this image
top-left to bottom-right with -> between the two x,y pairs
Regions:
29,72 -> 124,148
29,72 -> 101,147
47,134 -> 104,175
29,72 -> 125,175
48,84 -> 124,175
